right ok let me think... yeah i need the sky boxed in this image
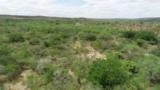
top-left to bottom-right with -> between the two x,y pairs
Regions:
0,0 -> 160,18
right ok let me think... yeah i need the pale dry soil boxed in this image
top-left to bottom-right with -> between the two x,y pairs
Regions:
4,70 -> 36,90
73,41 -> 106,60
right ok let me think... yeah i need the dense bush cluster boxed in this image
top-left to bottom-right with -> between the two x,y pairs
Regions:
123,30 -> 158,44
88,55 -> 138,89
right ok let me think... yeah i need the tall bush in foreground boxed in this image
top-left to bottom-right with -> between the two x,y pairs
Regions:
0,45 -> 20,79
88,56 -> 130,90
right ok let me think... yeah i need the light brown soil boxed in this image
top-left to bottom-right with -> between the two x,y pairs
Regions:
4,70 -> 36,90
73,41 -> 106,60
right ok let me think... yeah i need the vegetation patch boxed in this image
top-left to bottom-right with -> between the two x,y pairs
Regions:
0,17 -> 160,90
88,55 -> 137,89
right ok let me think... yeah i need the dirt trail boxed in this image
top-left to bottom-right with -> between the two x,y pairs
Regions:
4,70 -> 36,90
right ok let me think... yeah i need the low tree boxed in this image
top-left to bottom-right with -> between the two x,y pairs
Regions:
88,56 -> 130,89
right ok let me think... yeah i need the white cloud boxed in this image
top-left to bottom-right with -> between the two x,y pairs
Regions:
0,0 -> 160,18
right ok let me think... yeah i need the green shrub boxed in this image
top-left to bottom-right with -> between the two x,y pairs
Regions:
93,40 -> 118,51
41,65 -> 54,84
136,31 -> 158,44
123,30 -> 158,44
136,39 -> 146,47
42,40 -> 50,48
36,58 -> 55,83
30,45 -> 48,57
88,57 -> 130,89
150,73 -> 160,84
151,47 -> 160,57
85,33 -> 97,41
46,34 -> 67,46
0,45 -> 21,78
8,33 -> 25,43
29,38 -> 40,45
122,61 -> 139,75
119,44 -> 142,60
4,64 -> 21,78
52,69 -> 75,90
0,84 -> 4,90
122,30 -> 136,39
99,34 -> 113,41
0,45 -> 13,65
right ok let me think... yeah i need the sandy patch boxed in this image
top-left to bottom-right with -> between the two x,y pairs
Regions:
4,70 -> 36,90
73,41 -> 106,59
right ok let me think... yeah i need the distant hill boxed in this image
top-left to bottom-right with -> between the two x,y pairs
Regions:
0,15 -> 160,23
0,15 -> 88,20
136,17 -> 160,22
